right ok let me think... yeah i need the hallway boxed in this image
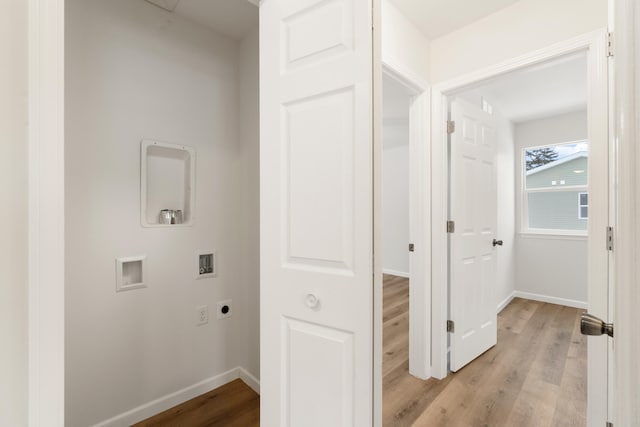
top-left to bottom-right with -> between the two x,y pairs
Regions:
383,274 -> 587,426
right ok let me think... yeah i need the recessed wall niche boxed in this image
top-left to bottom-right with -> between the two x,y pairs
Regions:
141,140 -> 195,227
116,255 -> 146,292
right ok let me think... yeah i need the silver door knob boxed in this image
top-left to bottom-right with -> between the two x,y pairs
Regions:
580,313 -> 614,337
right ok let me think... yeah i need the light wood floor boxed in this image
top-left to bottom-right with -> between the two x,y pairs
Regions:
133,379 -> 259,427
382,274 -> 587,427
135,275 -> 586,426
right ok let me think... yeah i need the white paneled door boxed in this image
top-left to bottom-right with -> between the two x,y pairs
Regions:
260,0 -> 374,426
449,98 -> 499,372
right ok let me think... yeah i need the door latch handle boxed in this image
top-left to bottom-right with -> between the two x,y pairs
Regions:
492,239 -> 503,247
580,313 -> 614,337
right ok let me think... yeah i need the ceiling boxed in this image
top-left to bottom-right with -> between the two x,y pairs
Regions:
459,51 -> 587,123
146,0 -> 258,40
387,0 -> 520,40
153,0 -> 521,42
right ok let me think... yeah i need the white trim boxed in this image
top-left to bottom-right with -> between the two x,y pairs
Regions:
525,185 -> 587,193
382,269 -> 410,278
372,5 -> 383,426
381,51 -> 429,92
497,292 -> 515,313
28,0 -> 65,425
613,0 -> 640,424
238,367 -> 261,395
518,231 -> 588,240
381,59 -> 431,381
519,228 -> 588,237
431,29 -> 610,392
91,367 -> 257,427
513,291 -> 588,310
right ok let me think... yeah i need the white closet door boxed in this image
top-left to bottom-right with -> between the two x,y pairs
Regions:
259,0 -> 374,425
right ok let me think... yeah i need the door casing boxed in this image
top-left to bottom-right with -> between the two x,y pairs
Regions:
380,61 -> 431,380
430,29 -> 611,426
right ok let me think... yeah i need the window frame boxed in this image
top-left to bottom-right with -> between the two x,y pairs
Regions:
578,192 -> 589,220
520,140 -> 589,237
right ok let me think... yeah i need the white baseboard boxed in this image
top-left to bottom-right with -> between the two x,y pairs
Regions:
497,292 -> 515,313
513,291 -> 588,309
238,367 -> 260,395
92,366 -> 260,427
382,269 -> 410,278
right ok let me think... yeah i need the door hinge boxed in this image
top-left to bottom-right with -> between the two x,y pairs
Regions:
447,320 -> 455,333
447,220 -> 455,233
447,120 -> 456,134
606,422 -> 613,427
409,243 -> 415,252
607,32 -> 614,57
606,226 -> 614,251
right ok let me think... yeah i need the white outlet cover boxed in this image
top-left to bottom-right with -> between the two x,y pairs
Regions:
196,305 -> 209,326
217,300 -> 232,319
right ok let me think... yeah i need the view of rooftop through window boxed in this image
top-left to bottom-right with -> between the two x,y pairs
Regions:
525,141 -> 589,171
523,141 -> 589,232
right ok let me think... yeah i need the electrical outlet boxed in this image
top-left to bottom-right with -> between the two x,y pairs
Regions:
196,305 -> 209,326
217,300 -> 232,319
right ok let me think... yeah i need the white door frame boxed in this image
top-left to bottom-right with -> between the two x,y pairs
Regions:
430,29 -> 610,424
380,60 -> 431,380
612,0 -> 640,424
27,0 -> 65,425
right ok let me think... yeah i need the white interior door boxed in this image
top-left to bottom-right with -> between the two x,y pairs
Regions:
260,1 -> 374,426
449,98 -> 499,372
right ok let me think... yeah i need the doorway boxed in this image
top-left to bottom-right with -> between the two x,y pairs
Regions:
380,63 -> 431,377
431,31 -> 610,425
63,1 -> 260,425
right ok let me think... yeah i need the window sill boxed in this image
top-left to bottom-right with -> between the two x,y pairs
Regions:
518,231 -> 588,241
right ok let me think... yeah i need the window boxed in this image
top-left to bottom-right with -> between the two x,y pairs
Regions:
578,192 -> 588,219
523,141 -> 589,234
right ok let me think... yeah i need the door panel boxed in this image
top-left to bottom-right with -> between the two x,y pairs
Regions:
285,318 -> 354,426
260,0 -> 374,425
449,98 -> 498,372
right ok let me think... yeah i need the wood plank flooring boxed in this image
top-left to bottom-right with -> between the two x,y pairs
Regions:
133,379 -> 259,427
382,274 -> 587,427
135,274 -> 586,426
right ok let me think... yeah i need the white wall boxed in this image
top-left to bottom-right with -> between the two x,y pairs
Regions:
0,0 -> 28,425
382,143 -> 410,275
430,0 -> 607,83
65,0 -> 258,425
381,0 -> 430,83
496,112 -> 516,309
238,26 -> 260,380
514,110 -> 588,305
